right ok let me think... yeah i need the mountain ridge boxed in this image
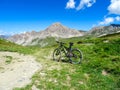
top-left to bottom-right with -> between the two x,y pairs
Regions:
7,23 -> 120,46
86,24 -> 120,37
8,22 -> 85,46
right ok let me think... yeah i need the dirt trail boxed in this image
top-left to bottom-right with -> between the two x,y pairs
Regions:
0,51 -> 41,90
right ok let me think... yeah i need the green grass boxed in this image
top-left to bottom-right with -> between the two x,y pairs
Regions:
30,37 -> 57,47
0,38 -> 34,54
5,55 -> 13,64
1,34 -> 120,90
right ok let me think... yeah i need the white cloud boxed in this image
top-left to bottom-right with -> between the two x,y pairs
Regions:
76,0 -> 96,10
98,0 -> 120,26
108,0 -> 120,15
66,0 -> 96,10
99,17 -> 114,25
66,0 -> 76,9
99,16 -> 120,25
115,16 -> 120,21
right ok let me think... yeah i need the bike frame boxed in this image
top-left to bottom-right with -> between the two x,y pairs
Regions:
57,42 -> 73,58
54,41 -> 83,64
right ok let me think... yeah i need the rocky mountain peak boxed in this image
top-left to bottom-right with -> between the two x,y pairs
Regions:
45,22 -> 84,38
52,22 -> 62,26
8,22 -> 85,46
45,22 -> 67,32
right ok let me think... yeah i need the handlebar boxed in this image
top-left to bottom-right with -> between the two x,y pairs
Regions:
56,41 -> 74,46
56,41 -> 65,44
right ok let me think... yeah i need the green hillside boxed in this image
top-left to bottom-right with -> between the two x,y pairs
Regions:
0,38 -> 33,54
0,34 -> 120,90
30,37 -> 56,47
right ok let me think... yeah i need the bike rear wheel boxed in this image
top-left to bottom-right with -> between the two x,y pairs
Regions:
53,49 -> 61,62
71,49 -> 83,64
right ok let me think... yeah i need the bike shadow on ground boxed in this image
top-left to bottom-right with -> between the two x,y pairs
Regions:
60,59 -> 72,64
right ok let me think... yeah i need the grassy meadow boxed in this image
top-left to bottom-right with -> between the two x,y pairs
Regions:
0,33 -> 120,90
0,38 -> 34,54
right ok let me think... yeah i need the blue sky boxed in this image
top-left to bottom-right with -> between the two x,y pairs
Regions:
0,0 -> 120,35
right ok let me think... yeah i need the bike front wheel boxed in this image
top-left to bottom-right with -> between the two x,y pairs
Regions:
53,49 -> 61,62
71,49 -> 83,64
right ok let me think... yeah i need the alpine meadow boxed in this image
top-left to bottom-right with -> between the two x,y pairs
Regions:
0,0 -> 120,90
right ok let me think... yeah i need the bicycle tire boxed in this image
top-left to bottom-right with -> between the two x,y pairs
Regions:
71,49 -> 83,64
53,48 -> 61,62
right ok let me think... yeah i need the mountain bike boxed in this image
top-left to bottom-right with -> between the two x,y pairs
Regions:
53,41 -> 83,64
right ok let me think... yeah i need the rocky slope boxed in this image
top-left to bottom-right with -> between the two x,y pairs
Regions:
8,23 -> 85,46
87,24 -> 120,37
